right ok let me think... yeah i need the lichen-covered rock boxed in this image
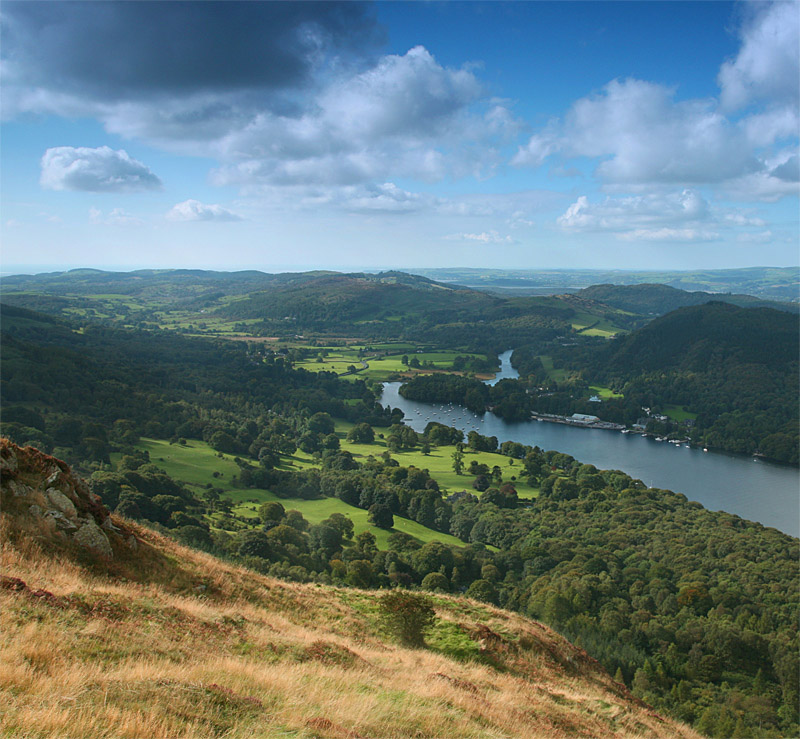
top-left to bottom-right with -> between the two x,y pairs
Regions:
46,510 -> 79,533
73,520 -> 113,558
8,480 -> 32,498
46,488 -> 77,519
0,444 -> 18,475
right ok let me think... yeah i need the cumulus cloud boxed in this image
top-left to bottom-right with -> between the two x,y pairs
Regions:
89,206 -> 144,226
718,2 -> 800,111
513,5 -> 799,202
515,79 -> 759,185
444,230 -> 515,244
166,200 -> 242,222
41,146 -> 161,192
4,2 -> 511,190
557,190 -> 766,242
210,46 -> 511,187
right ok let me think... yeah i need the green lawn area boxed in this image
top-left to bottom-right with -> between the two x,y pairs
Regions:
538,355 -> 568,382
225,490 -> 465,549
127,435 -> 515,550
589,385 -> 624,399
133,438 -> 243,491
334,421 -> 539,499
663,404 -> 698,422
570,312 -> 622,338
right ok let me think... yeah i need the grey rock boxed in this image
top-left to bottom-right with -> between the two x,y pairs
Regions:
46,488 -> 77,519
29,504 -> 43,517
7,480 -> 33,498
73,520 -> 113,558
101,517 -> 120,533
45,469 -> 63,487
45,509 -> 78,533
0,449 -> 18,475
126,535 -> 138,551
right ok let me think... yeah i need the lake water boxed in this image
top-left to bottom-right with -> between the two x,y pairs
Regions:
381,351 -> 799,538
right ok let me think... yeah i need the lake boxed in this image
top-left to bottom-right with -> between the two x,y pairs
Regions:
381,351 -> 799,537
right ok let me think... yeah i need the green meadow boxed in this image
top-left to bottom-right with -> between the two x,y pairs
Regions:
663,404 -> 698,422
127,428 -> 534,550
589,385 -> 624,399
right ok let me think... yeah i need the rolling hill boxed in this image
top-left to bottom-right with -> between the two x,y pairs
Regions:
0,439 -> 701,739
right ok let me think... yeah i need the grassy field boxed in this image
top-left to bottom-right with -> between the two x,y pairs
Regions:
588,385 -> 624,399
332,422 -> 538,499
294,349 -> 494,381
126,437 -> 500,549
570,312 -> 623,338
538,355 -> 569,382
663,404 -> 698,422
225,491 -> 465,549
125,428 -> 534,550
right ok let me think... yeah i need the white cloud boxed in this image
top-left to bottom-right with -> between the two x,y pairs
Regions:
513,6 -> 798,199
557,189 -> 768,242
209,46 -> 514,188
41,146 -> 161,192
718,2 -> 800,111
444,230 -> 515,244
89,206 -> 144,226
516,79 -> 759,185
340,183 -> 427,214
736,230 -> 773,243
617,228 -> 719,243
166,200 -> 242,222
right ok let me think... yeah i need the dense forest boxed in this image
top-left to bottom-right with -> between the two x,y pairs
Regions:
1,302 -> 798,737
401,302 -> 799,464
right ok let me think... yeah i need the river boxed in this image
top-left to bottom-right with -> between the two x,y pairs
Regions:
381,351 -> 799,537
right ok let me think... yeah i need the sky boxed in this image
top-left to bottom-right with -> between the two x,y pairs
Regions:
1,0 -> 798,274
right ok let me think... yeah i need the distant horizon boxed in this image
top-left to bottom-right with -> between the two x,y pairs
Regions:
2,263 -> 798,279
1,1 -> 797,272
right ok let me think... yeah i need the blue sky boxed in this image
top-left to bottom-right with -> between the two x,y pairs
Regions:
1,1 -> 797,274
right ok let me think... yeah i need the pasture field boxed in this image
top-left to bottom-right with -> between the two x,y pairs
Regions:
570,311 -> 623,337
538,355 -> 569,382
123,428 -> 534,549
589,385 -> 624,399
224,490 -> 465,549
333,421 -> 539,499
663,404 -> 698,422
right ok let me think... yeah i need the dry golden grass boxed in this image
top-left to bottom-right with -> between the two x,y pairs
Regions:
1,514 -> 703,739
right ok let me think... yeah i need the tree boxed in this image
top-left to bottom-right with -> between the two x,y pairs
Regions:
466,579 -> 499,605
347,423 -> 374,444
421,572 -> 450,592
258,501 -> 285,523
379,590 -> 436,647
452,449 -> 464,475
238,530 -> 271,559
368,503 -> 394,529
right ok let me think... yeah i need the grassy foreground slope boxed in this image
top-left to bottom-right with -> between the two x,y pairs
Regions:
1,440 -> 700,739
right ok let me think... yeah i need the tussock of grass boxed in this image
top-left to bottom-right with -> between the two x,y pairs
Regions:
1,513 -> 702,739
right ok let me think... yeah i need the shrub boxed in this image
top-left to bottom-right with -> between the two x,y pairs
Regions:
379,590 -> 436,647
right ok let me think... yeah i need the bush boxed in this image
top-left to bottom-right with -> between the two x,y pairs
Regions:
379,590 -> 437,647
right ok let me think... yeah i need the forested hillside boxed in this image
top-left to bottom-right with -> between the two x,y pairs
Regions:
1,303 -> 798,737
1,440 -> 703,739
576,283 -> 796,320
551,303 -> 799,462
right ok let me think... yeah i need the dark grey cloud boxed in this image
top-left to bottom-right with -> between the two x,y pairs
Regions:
2,1 -> 382,100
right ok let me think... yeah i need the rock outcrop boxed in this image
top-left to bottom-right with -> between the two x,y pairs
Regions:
0,439 -> 134,558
